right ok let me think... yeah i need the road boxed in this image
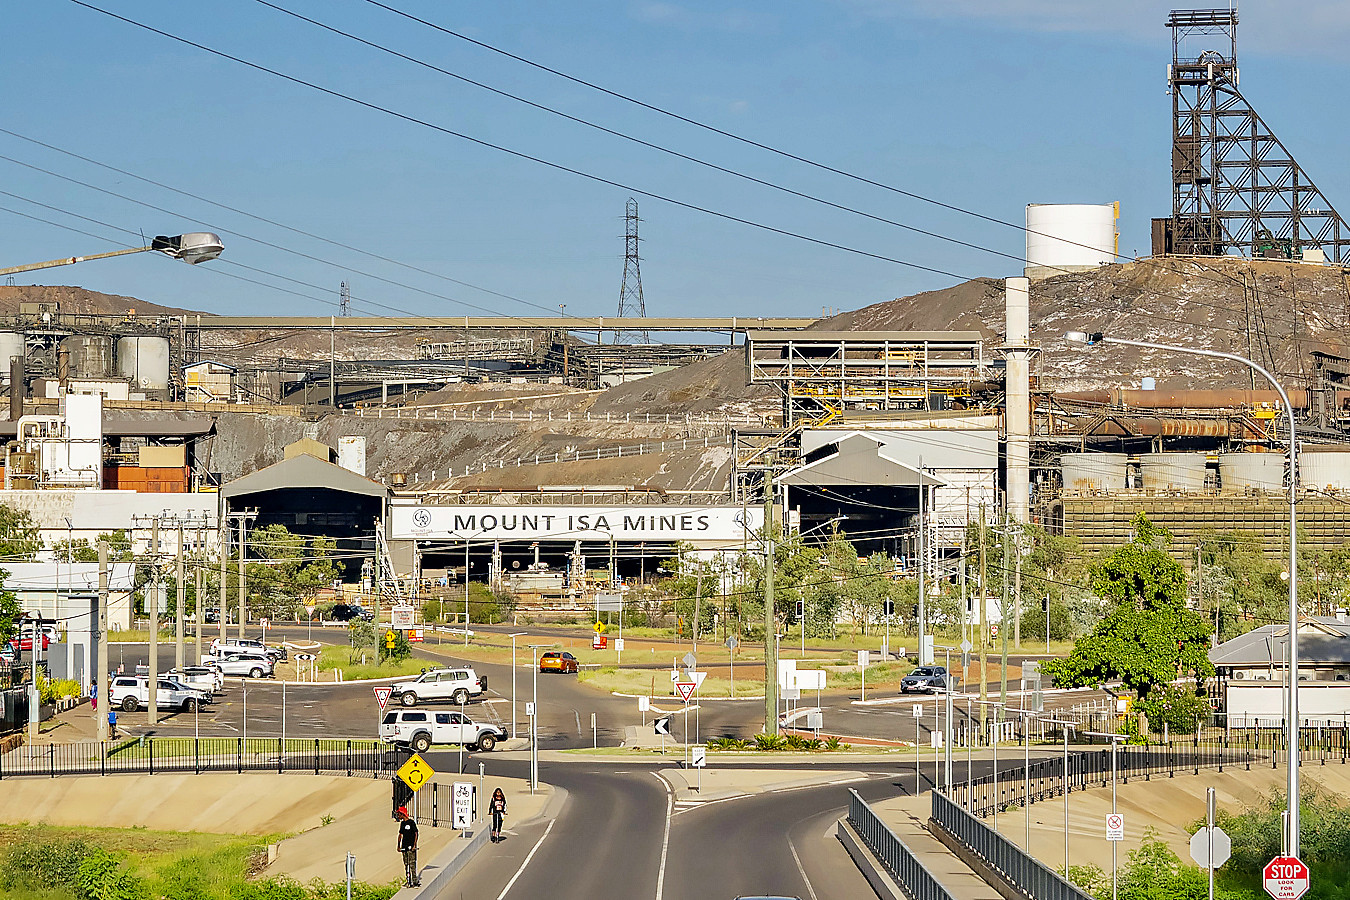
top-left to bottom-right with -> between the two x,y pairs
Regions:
437,757 -> 938,900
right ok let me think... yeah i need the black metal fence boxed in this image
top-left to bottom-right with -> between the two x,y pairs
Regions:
0,738 -> 395,779
846,789 -> 955,900
951,725 -> 1349,819
931,790 -> 1090,900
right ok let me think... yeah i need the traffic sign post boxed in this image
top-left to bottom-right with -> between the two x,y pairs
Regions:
1192,788 -> 1232,900
397,753 -> 434,793
452,781 -> 475,832
676,682 -> 696,703
1106,814 -> 1125,841
1263,856 -> 1309,900
654,714 -> 671,755
373,686 -> 392,711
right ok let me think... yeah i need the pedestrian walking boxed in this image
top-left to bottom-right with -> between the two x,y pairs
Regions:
396,806 -> 420,888
90,679 -> 97,712
490,787 -> 507,842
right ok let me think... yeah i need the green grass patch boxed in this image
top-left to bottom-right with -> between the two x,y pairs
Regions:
0,823 -> 399,900
315,645 -> 426,679
103,737 -> 383,761
576,666 -> 763,698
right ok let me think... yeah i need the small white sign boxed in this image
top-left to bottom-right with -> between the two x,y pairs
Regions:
525,702 -> 536,717
806,711 -> 823,731
670,670 -> 681,682
930,731 -> 944,749
452,782 -> 474,829
794,669 -> 826,691
391,605 -> 415,630
782,687 -> 801,701
638,696 -> 650,712
690,746 -> 707,768
857,650 -> 869,668
912,704 -> 923,718
1106,813 -> 1125,842
615,638 -> 624,652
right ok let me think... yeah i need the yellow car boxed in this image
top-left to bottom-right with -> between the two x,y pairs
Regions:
539,651 -> 579,674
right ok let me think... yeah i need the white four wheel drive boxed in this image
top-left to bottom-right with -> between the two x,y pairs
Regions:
390,666 -> 486,706
379,709 -> 507,753
109,675 -> 209,713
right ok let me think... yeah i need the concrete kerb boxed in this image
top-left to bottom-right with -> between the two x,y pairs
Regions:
403,784 -> 568,900
609,691 -> 765,701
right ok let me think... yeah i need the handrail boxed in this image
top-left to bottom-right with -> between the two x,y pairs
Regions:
847,789 -> 956,900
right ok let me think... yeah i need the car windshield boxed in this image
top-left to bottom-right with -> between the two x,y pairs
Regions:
910,668 -> 934,677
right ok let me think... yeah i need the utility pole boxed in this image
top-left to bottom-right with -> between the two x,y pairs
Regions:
1014,523 -> 1022,651
917,455 -> 926,665
195,525 -> 204,664
149,517 -> 160,725
96,540 -> 109,741
763,470 -> 777,736
175,524 -> 185,671
978,505 -> 988,740
218,518 -> 228,646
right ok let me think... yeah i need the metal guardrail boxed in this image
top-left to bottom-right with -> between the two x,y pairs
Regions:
0,738 -> 397,779
847,789 -> 955,900
931,790 -> 1090,900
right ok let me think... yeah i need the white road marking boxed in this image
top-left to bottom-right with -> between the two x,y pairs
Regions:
652,771 -> 673,900
788,835 -> 819,900
495,817 -> 555,900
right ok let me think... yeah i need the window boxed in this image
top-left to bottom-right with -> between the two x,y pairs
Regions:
453,672 -> 468,681
449,713 -> 467,724
403,712 -> 427,722
435,714 -> 452,724
382,712 -> 398,724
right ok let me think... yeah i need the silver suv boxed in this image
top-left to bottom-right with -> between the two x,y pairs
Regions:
391,666 -> 486,706
204,652 -> 275,678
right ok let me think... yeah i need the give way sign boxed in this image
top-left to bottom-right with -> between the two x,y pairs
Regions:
373,686 -> 393,711
1263,856 -> 1309,900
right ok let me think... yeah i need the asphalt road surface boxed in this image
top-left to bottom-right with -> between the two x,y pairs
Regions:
437,757 -> 940,900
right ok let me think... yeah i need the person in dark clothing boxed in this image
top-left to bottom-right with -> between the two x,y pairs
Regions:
490,788 -> 508,842
396,806 -> 420,887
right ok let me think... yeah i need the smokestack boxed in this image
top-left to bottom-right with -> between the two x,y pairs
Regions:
1005,276 -> 1031,524
9,355 -> 23,422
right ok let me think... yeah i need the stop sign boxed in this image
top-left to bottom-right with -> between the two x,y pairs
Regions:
1263,856 -> 1309,900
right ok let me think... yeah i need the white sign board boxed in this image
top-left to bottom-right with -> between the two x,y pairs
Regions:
525,702 -> 535,717
596,592 -> 623,612
912,704 -> 923,718
777,658 -> 797,689
391,605 -> 415,630
452,782 -> 474,829
391,504 -> 764,543
1190,827 -> 1232,869
1106,814 -> 1125,842
857,650 -> 870,668
615,638 -> 625,652
805,711 -> 823,731
638,696 -> 650,712
782,687 -> 801,701
690,746 -> 706,768
794,669 -> 826,691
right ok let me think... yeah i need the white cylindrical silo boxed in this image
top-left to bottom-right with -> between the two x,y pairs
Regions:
1061,452 -> 1128,492
1139,452 -> 1208,492
117,336 -> 171,391
1025,203 -> 1118,281
1220,452 -> 1284,493
1300,450 -> 1350,493
0,333 -> 24,384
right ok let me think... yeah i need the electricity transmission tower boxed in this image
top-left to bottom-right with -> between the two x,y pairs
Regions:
617,198 -> 648,343
1161,8 -> 1350,262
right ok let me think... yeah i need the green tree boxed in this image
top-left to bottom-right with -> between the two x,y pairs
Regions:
53,530 -> 134,563
1043,513 -> 1214,703
0,570 -> 19,643
237,524 -> 340,619
0,505 -> 40,559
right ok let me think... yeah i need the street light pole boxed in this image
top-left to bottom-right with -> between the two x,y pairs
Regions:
509,632 -> 526,739
1066,330 -> 1301,854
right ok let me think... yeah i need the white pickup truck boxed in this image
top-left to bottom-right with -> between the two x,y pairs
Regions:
109,675 -> 209,712
379,709 -> 508,753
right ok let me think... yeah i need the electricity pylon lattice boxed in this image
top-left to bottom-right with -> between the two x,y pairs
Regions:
1164,8 -> 1350,262
616,198 -> 648,344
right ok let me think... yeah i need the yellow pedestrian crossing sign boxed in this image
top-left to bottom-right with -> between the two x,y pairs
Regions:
397,753 -> 434,792
594,621 -> 606,633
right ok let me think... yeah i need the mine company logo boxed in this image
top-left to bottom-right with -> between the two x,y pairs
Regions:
411,508 -> 432,529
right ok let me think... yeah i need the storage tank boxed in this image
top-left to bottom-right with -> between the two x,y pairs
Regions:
0,333 -> 24,385
116,336 -> 170,391
1060,452 -> 1128,492
1139,452 -> 1208,492
1299,450 -> 1350,493
61,335 -> 115,379
1219,452 -> 1284,493
1025,203 -> 1118,281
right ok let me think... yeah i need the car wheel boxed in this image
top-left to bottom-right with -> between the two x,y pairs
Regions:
182,697 -> 196,712
452,689 -> 469,705
477,734 -> 496,752
250,667 -> 264,679
411,733 -> 431,753
122,696 -> 138,712
400,692 -> 417,707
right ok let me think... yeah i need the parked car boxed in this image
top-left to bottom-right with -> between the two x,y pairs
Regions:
203,652 -> 275,679
8,633 -> 50,652
538,651 -> 579,674
379,708 -> 507,753
390,666 -> 487,706
210,638 -> 286,662
900,666 -> 950,694
108,675 -> 208,712
168,665 -> 224,695
329,604 -> 374,622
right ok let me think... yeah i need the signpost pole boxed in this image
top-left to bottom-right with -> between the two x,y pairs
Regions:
1208,788 -> 1215,900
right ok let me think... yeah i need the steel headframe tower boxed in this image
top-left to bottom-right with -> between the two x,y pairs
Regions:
617,198 -> 648,344
1166,8 -> 1350,262
339,281 -> 351,317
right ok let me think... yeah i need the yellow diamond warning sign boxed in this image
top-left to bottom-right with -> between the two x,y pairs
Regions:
397,753 -> 435,792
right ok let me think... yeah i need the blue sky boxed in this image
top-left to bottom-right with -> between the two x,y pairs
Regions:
3,1 -> 1349,324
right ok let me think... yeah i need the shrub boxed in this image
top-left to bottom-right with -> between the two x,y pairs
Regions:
753,732 -> 787,751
